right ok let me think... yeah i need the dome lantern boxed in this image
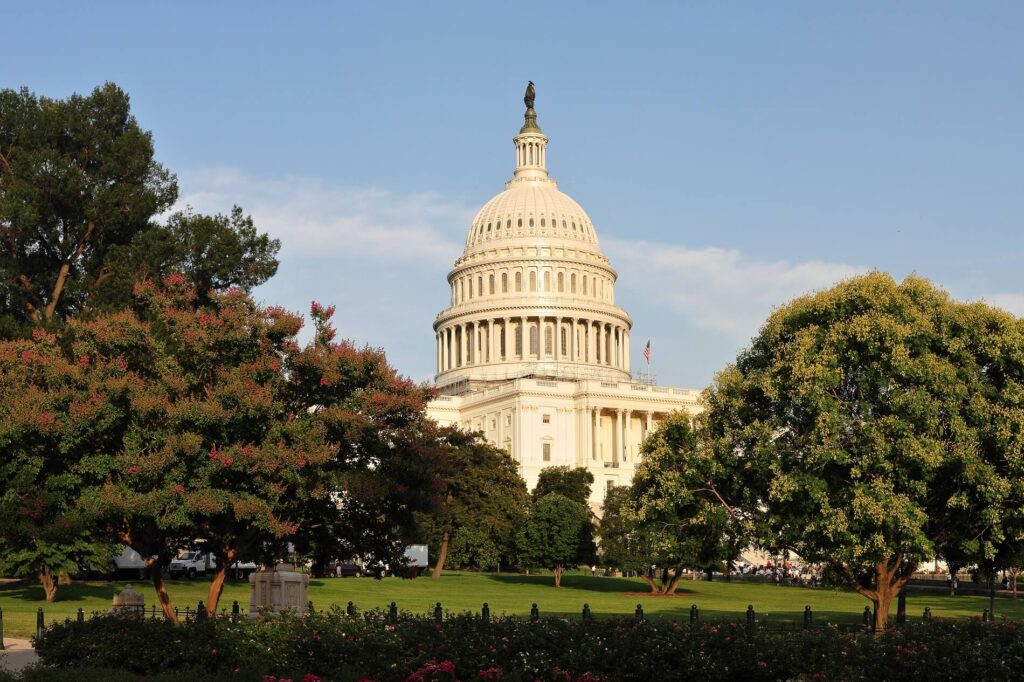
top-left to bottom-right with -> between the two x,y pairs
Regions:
511,83 -> 551,186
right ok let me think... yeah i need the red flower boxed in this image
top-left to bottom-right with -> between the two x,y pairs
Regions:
125,466 -> 141,475
303,675 -> 322,682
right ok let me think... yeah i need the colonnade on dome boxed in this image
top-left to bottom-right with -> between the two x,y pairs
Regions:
435,316 -> 630,375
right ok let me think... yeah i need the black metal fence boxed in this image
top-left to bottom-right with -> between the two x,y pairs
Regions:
0,599 -> 1002,651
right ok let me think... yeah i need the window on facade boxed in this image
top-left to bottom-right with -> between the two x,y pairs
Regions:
582,275 -> 588,295
490,419 -> 496,430
542,414 -> 550,424
542,442 -> 551,462
543,271 -> 551,291
502,273 -> 508,293
561,328 -> 567,356
515,272 -> 522,292
505,414 -> 512,426
557,272 -> 564,292
529,271 -> 537,292
489,275 -> 495,294
529,217 -> 534,227
606,480 -> 615,492
529,325 -> 539,356
499,327 -> 506,358
515,325 -> 523,356
571,274 -> 577,293
517,218 -> 523,227
544,326 -> 553,355
477,276 -> 483,297
541,218 -> 545,227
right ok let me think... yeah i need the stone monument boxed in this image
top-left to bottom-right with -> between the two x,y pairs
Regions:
248,563 -> 310,618
111,584 -> 145,616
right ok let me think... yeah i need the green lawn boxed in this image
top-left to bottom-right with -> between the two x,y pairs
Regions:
1,571 -> 1018,640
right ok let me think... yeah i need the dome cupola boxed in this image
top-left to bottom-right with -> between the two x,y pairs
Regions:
433,83 -> 633,393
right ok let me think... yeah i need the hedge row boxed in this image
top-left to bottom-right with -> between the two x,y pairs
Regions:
28,608 -> 1024,681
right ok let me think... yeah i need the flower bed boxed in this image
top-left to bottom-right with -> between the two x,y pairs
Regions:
30,609 -> 1024,681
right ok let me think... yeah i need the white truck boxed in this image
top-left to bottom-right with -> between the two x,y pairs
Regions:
168,550 -> 258,579
402,545 -> 429,577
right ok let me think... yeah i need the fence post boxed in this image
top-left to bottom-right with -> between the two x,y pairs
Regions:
803,605 -> 812,629
77,608 -> 85,623
923,607 -> 932,622
434,602 -> 443,623
388,602 -> 398,623
232,600 -> 240,622
1,606 -> 5,650
983,608 -> 990,623
690,604 -> 698,623
36,607 -> 44,641
482,603 -> 490,622
530,603 -> 539,622
635,603 -> 644,622
582,603 -> 591,621
346,601 -> 355,617
196,601 -> 207,621
862,606 -> 871,629
745,605 -> 755,627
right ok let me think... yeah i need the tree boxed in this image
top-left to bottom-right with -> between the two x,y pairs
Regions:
0,83 -> 178,332
598,485 -> 658,582
619,413 -> 743,594
90,206 -> 279,310
0,337 -> 114,600
517,493 -> 595,587
417,433 -> 529,579
531,466 -> 594,505
704,272 -> 1023,631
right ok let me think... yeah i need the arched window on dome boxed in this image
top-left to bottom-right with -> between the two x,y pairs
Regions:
489,274 -> 495,295
529,271 -> 537,292
517,218 -> 523,228
582,275 -> 588,297
529,217 -> 534,228
557,272 -> 564,293
561,327 -> 568,356
572,221 -> 577,231
570,273 -> 577,293
543,271 -> 551,292
502,272 -> 508,293
562,220 -> 567,229
515,323 -> 523,357
477,276 -> 483,298
459,279 -> 465,302
515,271 -> 522,292
540,218 -> 545,227
507,219 -> 511,229
529,324 -> 539,357
544,326 -> 553,356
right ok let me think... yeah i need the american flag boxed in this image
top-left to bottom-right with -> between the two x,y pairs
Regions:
643,340 -> 651,365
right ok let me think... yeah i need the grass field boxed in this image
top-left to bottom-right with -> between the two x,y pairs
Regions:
1,571 -> 1019,640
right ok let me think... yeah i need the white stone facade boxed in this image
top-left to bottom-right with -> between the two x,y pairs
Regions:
426,95 -> 700,506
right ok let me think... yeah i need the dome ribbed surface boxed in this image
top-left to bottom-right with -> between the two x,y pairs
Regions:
464,183 -> 599,249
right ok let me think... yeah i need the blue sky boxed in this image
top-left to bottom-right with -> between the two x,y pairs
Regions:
7,2 -> 1023,388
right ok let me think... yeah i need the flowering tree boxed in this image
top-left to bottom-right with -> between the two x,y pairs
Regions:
0,276 -> 445,619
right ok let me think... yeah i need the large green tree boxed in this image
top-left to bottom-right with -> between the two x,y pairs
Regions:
417,433 -> 529,579
531,466 -> 594,505
614,412 -> 744,594
704,272 -> 1024,631
517,493 -> 595,587
0,83 -> 178,333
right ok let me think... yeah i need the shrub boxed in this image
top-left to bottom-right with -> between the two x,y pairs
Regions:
29,610 -> 1024,681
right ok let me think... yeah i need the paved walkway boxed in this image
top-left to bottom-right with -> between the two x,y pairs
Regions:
0,638 -> 39,674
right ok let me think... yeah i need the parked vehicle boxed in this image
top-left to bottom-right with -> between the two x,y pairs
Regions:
231,560 -> 259,579
403,545 -> 429,577
169,550 -> 216,579
335,561 -> 361,577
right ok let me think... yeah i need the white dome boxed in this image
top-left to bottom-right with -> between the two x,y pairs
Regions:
433,98 -> 633,391
464,183 -> 600,252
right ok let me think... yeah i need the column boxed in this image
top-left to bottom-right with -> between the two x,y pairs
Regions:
623,409 -> 632,462
571,317 -> 578,363
503,317 -> 511,360
488,320 -> 496,363
614,409 -> 623,463
436,332 -> 442,373
618,329 -> 626,372
591,407 -> 599,461
443,328 -> 450,370
646,412 -> 654,437
459,323 -> 468,367
554,318 -> 561,362
519,316 -> 527,360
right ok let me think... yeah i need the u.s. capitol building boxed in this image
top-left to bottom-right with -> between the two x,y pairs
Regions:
426,89 -> 700,505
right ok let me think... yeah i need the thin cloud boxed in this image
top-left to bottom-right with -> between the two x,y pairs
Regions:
981,293 -> 1024,317
174,167 -> 469,265
605,238 -> 862,342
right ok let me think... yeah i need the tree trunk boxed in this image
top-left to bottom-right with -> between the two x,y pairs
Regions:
149,556 -> 179,625
665,569 -> 685,596
639,575 -> 660,593
554,563 -> 563,587
896,587 -> 907,625
1012,570 -> 1019,598
206,549 -> 235,616
39,565 -> 58,602
431,532 -> 449,580
43,222 -> 94,321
